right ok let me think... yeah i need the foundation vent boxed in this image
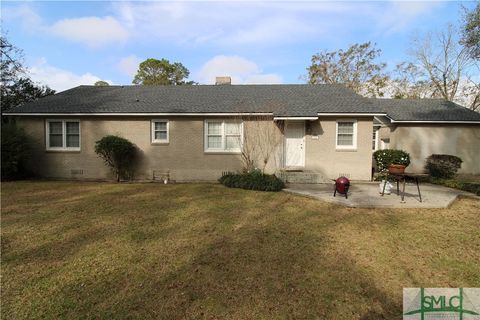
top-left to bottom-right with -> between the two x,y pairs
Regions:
153,170 -> 171,183
71,169 -> 84,175
338,173 -> 351,179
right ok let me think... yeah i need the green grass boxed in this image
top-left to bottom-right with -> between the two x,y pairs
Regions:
2,181 -> 480,319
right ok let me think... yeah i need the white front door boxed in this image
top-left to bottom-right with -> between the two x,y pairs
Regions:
285,121 -> 305,167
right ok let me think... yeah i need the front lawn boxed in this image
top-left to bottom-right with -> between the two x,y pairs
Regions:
2,181 -> 479,319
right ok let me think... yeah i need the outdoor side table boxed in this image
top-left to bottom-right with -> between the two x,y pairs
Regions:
381,173 -> 429,202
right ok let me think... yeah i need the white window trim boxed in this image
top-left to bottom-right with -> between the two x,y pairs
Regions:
335,119 -> 357,150
373,126 -> 380,151
204,119 -> 243,153
151,119 -> 169,144
45,119 -> 81,151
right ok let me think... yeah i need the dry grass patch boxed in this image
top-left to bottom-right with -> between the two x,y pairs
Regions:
2,181 -> 479,319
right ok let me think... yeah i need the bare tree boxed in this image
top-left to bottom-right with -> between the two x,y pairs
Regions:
307,42 -> 389,97
410,24 -> 479,110
240,115 -> 284,174
1,36 -> 26,86
460,64 -> 480,111
390,62 -> 436,99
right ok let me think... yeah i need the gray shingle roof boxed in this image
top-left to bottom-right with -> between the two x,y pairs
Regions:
370,98 -> 480,122
6,84 -> 480,122
7,84 -> 380,117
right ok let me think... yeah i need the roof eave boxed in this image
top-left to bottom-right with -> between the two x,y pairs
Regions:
2,112 -> 274,116
3,112 -> 387,117
273,116 -> 319,120
390,119 -> 480,124
317,112 -> 387,116
5,112 -> 479,123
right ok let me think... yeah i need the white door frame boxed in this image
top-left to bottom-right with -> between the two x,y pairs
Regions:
284,121 -> 306,168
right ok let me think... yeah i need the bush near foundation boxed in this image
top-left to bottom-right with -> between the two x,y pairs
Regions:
1,122 -> 31,180
425,154 -> 462,179
95,135 -> 137,182
219,169 -> 284,192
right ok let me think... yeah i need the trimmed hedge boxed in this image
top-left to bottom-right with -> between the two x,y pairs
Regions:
459,182 -> 480,196
373,149 -> 410,172
429,178 -> 480,196
219,170 -> 284,192
425,154 -> 463,179
95,135 -> 137,182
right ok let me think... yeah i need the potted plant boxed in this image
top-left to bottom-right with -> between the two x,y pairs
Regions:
388,150 -> 410,174
373,149 -> 411,175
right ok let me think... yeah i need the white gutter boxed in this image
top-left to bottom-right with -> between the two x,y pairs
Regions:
317,113 -> 388,116
273,117 -> 318,120
4,112 -> 479,124
2,112 -> 383,118
385,114 -> 480,124
390,120 -> 480,124
1,112 -> 388,117
3,112 -> 274,116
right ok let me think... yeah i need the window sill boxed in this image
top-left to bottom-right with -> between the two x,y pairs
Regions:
151,142 -> 169,145
204,150 -> 241,155
46,149 -> 81,153
335,148 -> 357,152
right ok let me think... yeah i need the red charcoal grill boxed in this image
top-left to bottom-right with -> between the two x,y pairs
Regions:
333,176 -> 350,199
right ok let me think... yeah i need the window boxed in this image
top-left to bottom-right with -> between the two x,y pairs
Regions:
335,120 -> 357,150
46,120 -> 80,151
205,120 -> 242,152
225,122 -> 241,150
151,120 -> 169,143
372,127 -> 380,151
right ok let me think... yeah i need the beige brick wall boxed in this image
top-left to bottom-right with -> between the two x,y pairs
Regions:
16,116 -> 374,182
388,124 -> 480,174
17,116 -> 245,181
376,124 -> 480,174
305,117 -> 373,180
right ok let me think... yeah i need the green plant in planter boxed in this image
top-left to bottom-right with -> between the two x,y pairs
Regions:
373,149 -> 411,172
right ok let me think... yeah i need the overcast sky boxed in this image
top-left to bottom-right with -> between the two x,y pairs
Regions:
2,1 -> 472,92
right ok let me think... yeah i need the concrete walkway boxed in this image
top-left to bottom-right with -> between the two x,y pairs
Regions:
284,182 -> 478,208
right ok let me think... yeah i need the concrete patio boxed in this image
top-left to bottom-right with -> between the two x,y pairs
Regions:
284,182 -> 478,208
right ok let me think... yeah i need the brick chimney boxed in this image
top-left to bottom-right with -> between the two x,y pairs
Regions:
215,76 -> 231,85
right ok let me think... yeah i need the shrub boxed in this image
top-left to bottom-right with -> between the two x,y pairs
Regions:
95,135 -> 137,182
459,182 -> 480,196
373,149 -> 411,172
425,154 -> 462,179
219,169 -> 284,192
1,122 -> 31,180
429,178 -> 480,196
